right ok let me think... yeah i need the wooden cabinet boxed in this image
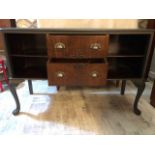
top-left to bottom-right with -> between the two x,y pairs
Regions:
3,29 -> 153,81
2,28 -> 154,115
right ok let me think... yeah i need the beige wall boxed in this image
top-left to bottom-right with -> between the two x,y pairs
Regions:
38,19 -> 138,28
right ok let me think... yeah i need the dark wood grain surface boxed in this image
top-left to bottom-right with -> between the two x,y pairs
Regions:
47,60 -> 108,86
47,35 -> 109,58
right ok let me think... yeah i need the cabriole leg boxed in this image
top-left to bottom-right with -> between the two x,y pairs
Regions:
9,83 -> 20,115
132,81 -> 145,115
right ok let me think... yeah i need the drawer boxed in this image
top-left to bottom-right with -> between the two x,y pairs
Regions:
47,35 -> 109,58
47,59 -> 108,86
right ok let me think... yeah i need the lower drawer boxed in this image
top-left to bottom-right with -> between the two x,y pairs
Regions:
47,59 -> 108,86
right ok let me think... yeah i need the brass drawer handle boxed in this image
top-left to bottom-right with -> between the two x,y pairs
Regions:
54,42 -> 65,49
91,71 -> 98,78
90,43 -> 101,50
56,72 -> 65,78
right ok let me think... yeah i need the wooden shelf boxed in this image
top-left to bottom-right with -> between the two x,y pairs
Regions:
107,55 -> 144,58
10,54 -> 48,58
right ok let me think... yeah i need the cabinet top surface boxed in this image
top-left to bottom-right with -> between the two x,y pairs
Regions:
0,28 -> 154,34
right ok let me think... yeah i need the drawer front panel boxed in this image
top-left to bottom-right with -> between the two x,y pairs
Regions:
47,62 -> 108,86
47,35 -> 109,58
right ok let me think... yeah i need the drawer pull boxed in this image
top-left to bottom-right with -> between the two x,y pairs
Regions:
91,72 -> 98,78
56,72 -> 65,78
54,42 -> 65,49
90,43 -> 101,50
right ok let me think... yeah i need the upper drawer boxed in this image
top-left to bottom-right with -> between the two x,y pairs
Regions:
47,35 -> 109,58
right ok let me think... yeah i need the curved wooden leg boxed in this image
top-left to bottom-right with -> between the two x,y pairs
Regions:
150,80 -> 155,107
132,81 -> 145,115
9,83 -> 20,115
121,80 -> 126,95
28,80 -> 33,94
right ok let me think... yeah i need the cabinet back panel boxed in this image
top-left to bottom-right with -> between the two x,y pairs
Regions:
109,34 -> 150,56
5,33 -> 47,56
108,57 -> 144,79
9,56 -> 47,78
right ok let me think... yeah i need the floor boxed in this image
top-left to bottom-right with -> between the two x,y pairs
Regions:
0,80 -> 155,135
